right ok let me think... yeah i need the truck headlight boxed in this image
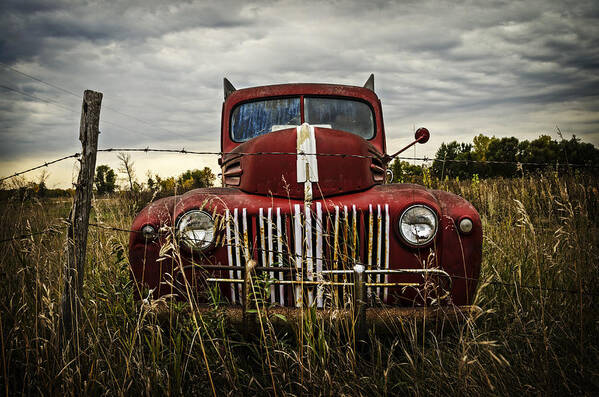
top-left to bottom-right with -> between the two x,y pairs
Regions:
399,205 -> 438,246
176,210 -> 215,251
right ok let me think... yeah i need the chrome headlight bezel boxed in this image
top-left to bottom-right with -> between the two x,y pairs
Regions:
398,204 -> 438,247
176,210 -> 215,251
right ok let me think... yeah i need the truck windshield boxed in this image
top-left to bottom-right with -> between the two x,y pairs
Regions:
304,97 -> 374,139
231,97 -> 375,141
231,97 -> 301,142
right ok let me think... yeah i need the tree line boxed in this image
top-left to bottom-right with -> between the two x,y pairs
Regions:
391,133 -> 599,182
0,152 -> 216,201
94,153 -> 216,197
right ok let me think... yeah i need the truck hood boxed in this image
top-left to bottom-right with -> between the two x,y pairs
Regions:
221,125 -> 385,199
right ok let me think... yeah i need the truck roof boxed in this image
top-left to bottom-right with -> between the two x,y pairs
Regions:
224,82 -> 380,104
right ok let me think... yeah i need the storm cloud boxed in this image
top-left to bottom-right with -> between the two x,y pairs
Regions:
1,0 -> 598,187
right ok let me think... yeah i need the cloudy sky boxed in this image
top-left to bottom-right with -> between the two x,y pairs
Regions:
1,0 -> 598,188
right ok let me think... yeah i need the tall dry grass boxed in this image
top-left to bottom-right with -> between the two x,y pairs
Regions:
0,172 -> 598,396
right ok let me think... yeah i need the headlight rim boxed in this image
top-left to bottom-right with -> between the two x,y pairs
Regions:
397,204 -> 439,247
175,209 -> 216,252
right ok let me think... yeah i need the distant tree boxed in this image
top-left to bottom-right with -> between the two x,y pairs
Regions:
487,137 -> 519,177
390,159 -> 424,183
431,141 -> 474,179
146,171 -> 155,190
149,167 -> 216,197
35,170 -> 49,197
156,175 -> 177,194
177,167 -> 216,190
95,165 -> 116,195
117,152 -> 136,191
472,134 -> 492,161
557,135 -> 599,166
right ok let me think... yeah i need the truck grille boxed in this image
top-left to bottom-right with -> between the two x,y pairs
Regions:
223,203 -> 391,307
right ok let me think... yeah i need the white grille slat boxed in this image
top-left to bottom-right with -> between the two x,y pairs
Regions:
242,208 -> 250,261
293,204 -> 303,307
343,206 -> 349,267
225,209 -> 236,303
276,208 -> 284,305
305,205 -> 314,306
267,208 -> 275,303
367,204 -> 374,297
333,206 -> 340,268
352,205 -> 357,262
233,208 -> 243,301
384,204 -> 390,303
259,208 -> 266,268
315,202 -> 323,308
376,204 -> 382,298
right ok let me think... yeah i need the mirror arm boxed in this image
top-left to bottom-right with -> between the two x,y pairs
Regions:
383,138 -> 423,163
383,128 -> 430,164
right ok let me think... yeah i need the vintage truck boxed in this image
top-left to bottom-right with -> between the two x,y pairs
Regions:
129,75 -> 482,322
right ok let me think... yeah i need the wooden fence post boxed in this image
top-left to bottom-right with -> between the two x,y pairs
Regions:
61,90 -> 102,340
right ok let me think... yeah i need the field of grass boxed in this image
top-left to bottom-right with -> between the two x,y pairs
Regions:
0,172 -> 598,396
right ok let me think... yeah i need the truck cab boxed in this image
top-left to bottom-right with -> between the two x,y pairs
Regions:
129,76 -> 482,312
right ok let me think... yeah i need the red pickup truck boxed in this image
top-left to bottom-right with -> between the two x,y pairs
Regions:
128,75 -> 482,321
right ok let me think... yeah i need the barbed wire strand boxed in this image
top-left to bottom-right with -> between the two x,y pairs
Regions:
0,226 -> 65,243
3,146 -> 598,182
100,147 -> 599,167
0,153 -> 81,183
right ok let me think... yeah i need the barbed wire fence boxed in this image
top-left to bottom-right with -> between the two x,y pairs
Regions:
2,146 -> 599,185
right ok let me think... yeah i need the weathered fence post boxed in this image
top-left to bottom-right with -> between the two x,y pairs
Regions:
61,90 -> 102,340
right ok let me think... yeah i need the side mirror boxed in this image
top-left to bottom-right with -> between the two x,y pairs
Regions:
415,127 -> 430,144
